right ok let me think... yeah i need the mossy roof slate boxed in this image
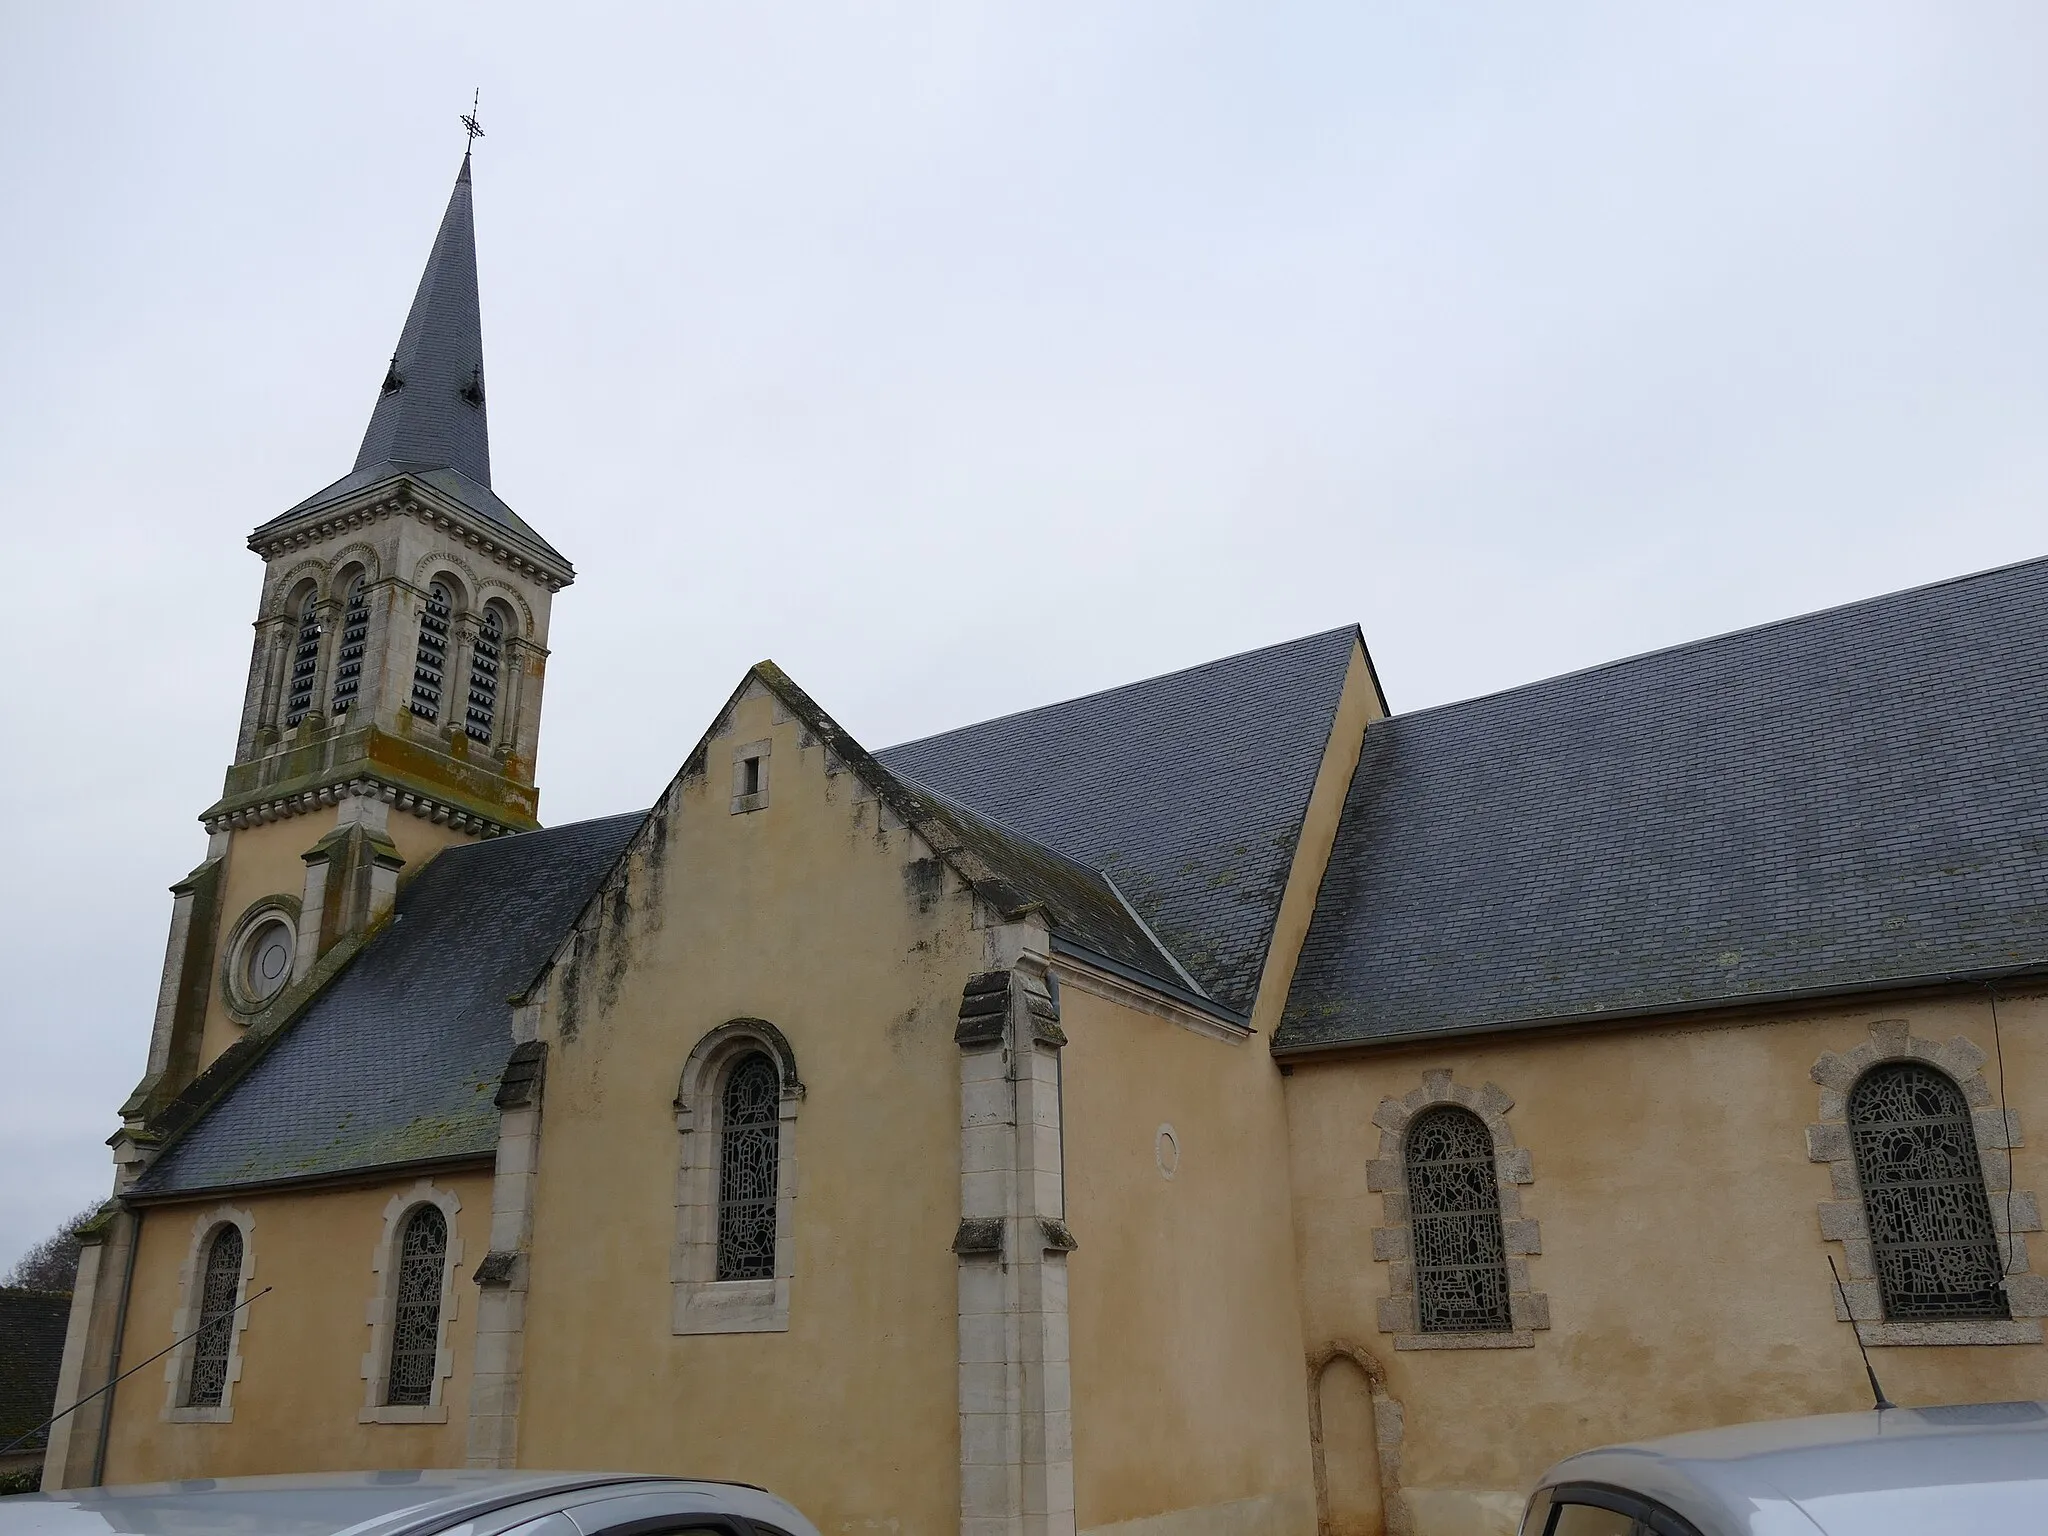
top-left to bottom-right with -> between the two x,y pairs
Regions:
1280,556 -> 2048,1051
135,812 -> 642,1198
878,626 -> 1361,1013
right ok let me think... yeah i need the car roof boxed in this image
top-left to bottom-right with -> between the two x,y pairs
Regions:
0,1470 -> 815,1536
1540,1402 -> 2048,1536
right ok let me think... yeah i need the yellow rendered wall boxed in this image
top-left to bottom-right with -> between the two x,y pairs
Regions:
101,1170 -> 491,1482
1058,637 -> 1378,1536
1284,991 -> 2048,1533
516,689 -> 974,1533
1062,985 -> 1320,1536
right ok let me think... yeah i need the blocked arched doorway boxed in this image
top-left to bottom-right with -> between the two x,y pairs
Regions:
1307,1342 -> 1407,1536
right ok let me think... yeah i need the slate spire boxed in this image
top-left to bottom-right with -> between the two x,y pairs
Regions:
353,152 -> 491,487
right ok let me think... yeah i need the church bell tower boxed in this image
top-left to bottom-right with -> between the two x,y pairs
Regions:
117,146 -> 573,1156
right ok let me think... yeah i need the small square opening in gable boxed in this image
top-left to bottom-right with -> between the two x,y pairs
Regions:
730,740 -> 772,814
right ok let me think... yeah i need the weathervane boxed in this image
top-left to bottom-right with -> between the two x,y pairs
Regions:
461,90 -> 485,153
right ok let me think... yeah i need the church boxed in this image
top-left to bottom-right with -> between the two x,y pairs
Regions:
44,150 -> 2048,1536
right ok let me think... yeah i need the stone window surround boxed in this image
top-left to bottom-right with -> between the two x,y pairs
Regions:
672,1018 -> 803,1335
730,738 -> 771,815
219,895 -> 303,1021
1367,1069 -> 1548,1350
1807,1018 -> 2047,1346
161,1204 -> 256,1423
359,1181 -> 465,1423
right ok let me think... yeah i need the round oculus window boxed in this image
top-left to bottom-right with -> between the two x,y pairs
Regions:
244,919 -> 295,1004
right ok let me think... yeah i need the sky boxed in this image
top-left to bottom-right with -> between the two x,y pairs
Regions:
3,2 -> 2047,1265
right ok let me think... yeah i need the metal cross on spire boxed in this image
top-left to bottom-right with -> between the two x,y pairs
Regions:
461,90 -> 485,154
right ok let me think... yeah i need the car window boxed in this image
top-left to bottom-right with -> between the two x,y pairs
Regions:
1548,1503 -> 1645,1536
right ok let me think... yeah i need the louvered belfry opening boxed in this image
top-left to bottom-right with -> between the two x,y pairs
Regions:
410,582 -> 452,721
1849,1062 -> 2010,1321
329,578 -> 371,714
465,603 -> 504,743
1407,1105 -> 1513,1333
386,1205 -> 448,1405
284,593 -> 322,727
185,1224 -> 243,1407
716,1053 -> 781,1282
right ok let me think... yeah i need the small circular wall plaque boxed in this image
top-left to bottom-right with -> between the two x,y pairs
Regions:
1155,1123 -> 1180,1180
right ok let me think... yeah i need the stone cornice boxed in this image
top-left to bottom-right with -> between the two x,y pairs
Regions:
202,773 -> 521,839
248,476 -> 574,591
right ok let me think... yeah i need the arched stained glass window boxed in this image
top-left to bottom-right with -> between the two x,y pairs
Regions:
385,1205 -> 448,1405
465,603 -> 505,744
1849,1062 -> 2009,1321
716,1053 -> 781,1282
186,1224 -> 242,1407
409,583 -> 451,721
1406,1106 -> 1512,1334
329,577 -> 371,714
284,593 -> 322,727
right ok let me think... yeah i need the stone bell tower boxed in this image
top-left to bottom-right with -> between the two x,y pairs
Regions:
117,146 -> 574,1149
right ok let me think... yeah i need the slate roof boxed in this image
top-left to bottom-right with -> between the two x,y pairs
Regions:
136,812 -> 642,1197
250,154 -> 565,565
0,1289 -> 70,1453
1279,556 -> 2048,1052
879,627 -> 1362,1014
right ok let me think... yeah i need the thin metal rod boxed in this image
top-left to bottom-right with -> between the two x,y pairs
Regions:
1,1285 -> 273,1459
1827,1255 -> 1894,1411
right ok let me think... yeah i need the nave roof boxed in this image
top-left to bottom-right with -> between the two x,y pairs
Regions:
1280,553 -> 2048,1053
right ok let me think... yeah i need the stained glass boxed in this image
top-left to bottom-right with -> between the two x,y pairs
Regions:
386,1206 -> 447,1405
186,1225 -> 242,1407
1406,1106 -> 1512,1334
717,1053 -> 780,1282
1849,1063 -> 2008,1322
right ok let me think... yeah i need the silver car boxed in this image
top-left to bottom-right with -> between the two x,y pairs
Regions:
0,1471 -> 820,1536
1520,1400 -> 2048,1535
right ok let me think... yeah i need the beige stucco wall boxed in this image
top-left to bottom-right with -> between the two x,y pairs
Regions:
1061,984 -> 1318,1536
1057,637 -> 1376,1536
1285,989 -> 2048,1535
515,688 -> 976,1532
102,1170 -> 491,1483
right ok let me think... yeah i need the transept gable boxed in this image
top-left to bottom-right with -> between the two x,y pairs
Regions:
518,661 -> 1225,1044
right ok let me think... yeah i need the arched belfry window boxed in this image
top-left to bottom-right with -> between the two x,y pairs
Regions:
284,592 -> 322,727
409,582 -> 452,722
717,1053 -> 782,1282
465,602 -> 507,744
1849,1062 -> 2008,1322
330,577 -> 371,714
385,1205 -> 448,1404
1406,1105 -> 1512,1334
185,1224 -> 243,1407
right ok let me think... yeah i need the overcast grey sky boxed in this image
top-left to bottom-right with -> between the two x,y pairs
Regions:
3,3 -> 2046,1264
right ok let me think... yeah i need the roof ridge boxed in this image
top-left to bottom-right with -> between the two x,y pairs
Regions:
1386,550 -> 2048,727
880,624 -> 1360,755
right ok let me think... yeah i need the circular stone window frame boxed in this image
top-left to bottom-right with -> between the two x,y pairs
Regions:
1155,1124 -> 1180,1180
220,895 -> 303,1021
